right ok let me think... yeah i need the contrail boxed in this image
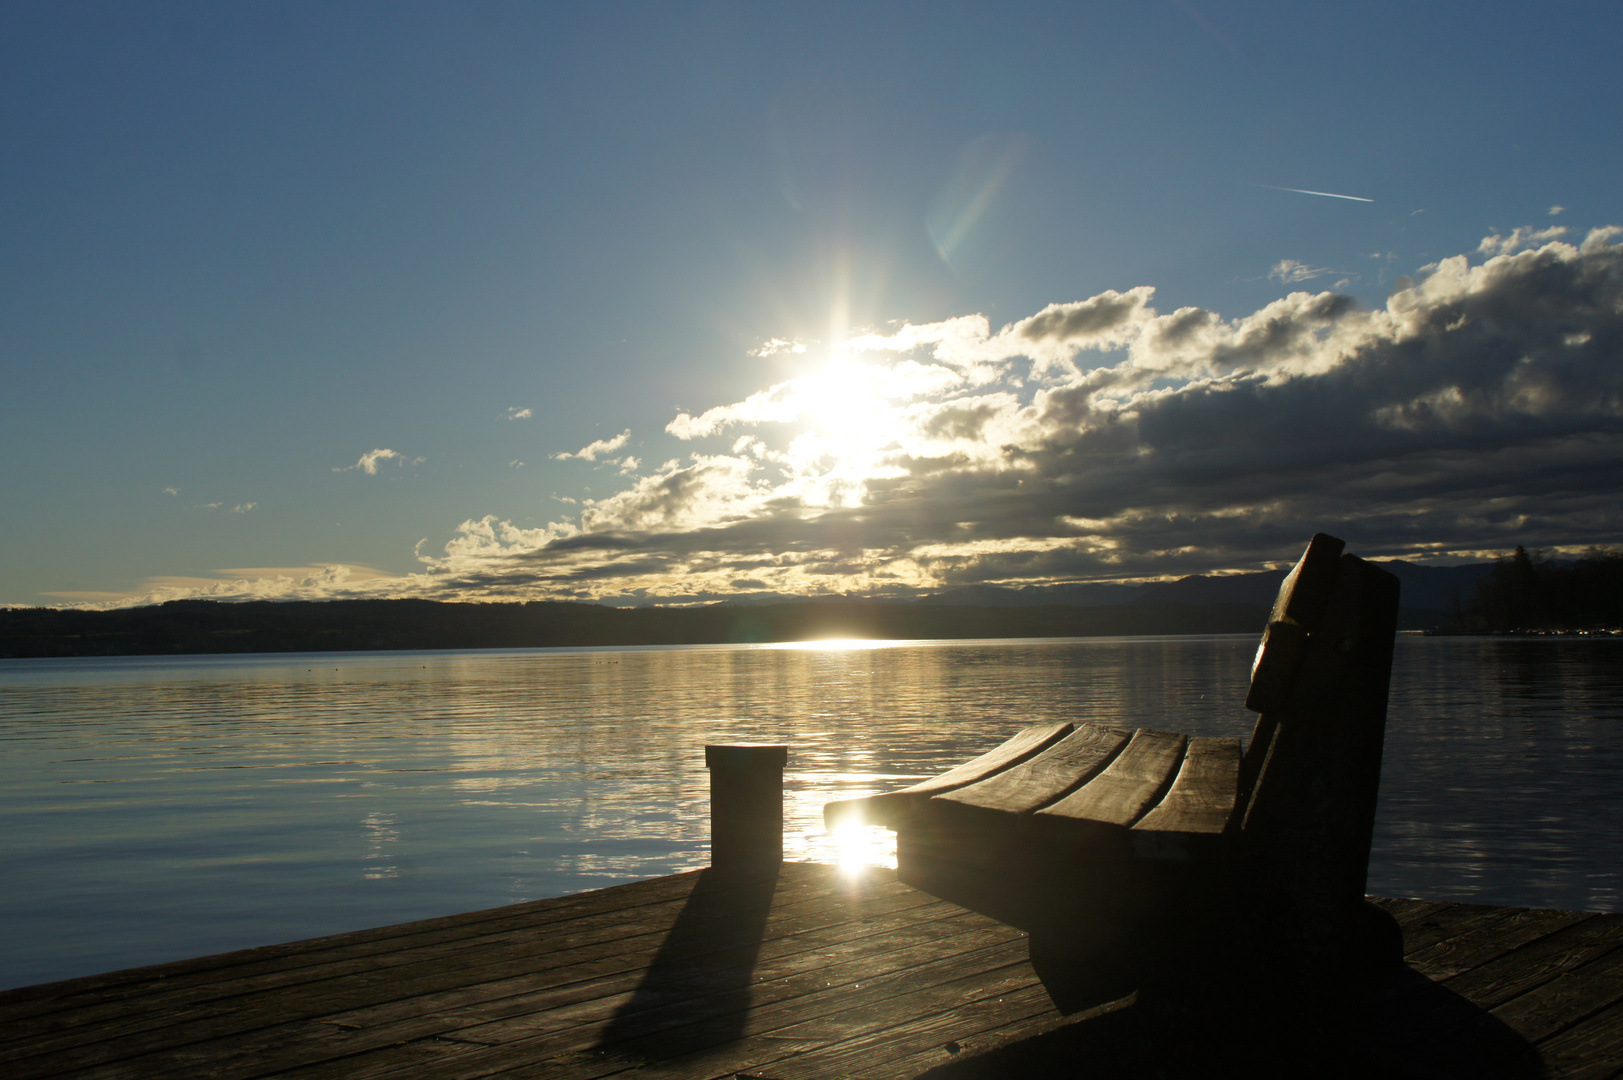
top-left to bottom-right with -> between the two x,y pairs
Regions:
1262,185 -> 1374,203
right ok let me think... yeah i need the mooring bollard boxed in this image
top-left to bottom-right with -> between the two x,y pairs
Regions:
705,743 -> 788,869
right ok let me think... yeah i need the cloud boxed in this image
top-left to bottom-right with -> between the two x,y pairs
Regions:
1269,259 -> 1335,284
337,448 -> 404,475
60,564 -> 399,609
553,429 -> 631,461
125,227 -> 1623,607
1478,226 -> 1567,257
188,499 -> 256,513
748,338 -> 806,357
163,486 -> 179,496
506,407 -> 533,420
1549,206 -> 1566,216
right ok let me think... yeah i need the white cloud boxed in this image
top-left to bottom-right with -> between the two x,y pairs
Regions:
163,486 -> 179,496
231,502 -> 256,513
124,226 -> 1623,606
1549,205 -> 1566,216
1478,226 -> 1568,257
62,564 -> 399,609
748,338 -> 806,357
506,407 -> 533,420
1269,259 -> 1335,284
337,448 -> 404,475
553,429 -> 631,461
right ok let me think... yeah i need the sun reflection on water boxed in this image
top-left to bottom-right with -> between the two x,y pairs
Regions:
765,638 -> 907,652
783,779 -> 899,871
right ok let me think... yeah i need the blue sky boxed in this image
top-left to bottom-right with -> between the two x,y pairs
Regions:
4,2 -> 1622,607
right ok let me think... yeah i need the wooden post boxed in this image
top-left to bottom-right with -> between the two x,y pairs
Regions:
705,743 -> 788,870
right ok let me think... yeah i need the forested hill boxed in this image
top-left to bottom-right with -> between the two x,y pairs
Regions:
10,548 -> 1609,658
0,599 -> 1272,659
1451,546 -> 1623,631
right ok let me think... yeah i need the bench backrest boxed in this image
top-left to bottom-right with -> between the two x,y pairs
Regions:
1232,533 -> 1401,967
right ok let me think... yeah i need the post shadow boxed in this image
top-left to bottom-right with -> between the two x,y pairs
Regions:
593,865 -> 779,1060
595,743 -> 787,1061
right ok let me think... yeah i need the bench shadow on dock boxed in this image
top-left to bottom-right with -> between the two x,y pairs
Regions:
4,862 -> 1620,1079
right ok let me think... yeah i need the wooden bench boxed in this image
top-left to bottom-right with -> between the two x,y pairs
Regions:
824,534 -> 1402,1010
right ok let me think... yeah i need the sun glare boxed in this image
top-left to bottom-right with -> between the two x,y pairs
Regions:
828,822 -> 896,875
767,637 -> 899,651
785,785 -> 898,873
790,358 -> 899,461
798,358 -> 880,436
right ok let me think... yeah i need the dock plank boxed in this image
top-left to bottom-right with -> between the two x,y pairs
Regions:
0,866 -> 880,1040
381,936 -> 1038,1079
1406,908 -> 1595,981
1400,903 -> 1522,956
1512,996 -> 1623,1080
0,871 -> 709,1024
8,873 -> 961,1078
4,863 -> 1622,1079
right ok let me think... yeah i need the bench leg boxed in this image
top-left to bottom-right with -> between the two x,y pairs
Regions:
1351,899 -> 1404,971
1027,931 -> 1139,1015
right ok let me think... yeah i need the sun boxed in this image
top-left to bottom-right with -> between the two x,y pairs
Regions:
795,357 -> 888,439
781,357 -> 904,479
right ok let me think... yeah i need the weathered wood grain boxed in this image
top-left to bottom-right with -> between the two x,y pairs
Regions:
1243,531 -> 1345,714
1038,728 -> 1186,828
0,870 -> 710,1027
332,935 -> 1040,1080
4,871 -> 962,1078
1510,995 -> 1623,1080
1399,903 -> 1523,956
933,723 -> 1131,818
1406,908 -> 1594,980
6,863 -> 1622,1080
133,918 -> 1025,1080
1442,913 -> 1623,1010
1131,736 -> 1241,836
1372,897 -> 1459,930
1489,942 -> 1623,1045
18,905 -> 982,1080
0,868 -> 921,1066
1390,943 -> 1623,1080
823,722 -> 1073,828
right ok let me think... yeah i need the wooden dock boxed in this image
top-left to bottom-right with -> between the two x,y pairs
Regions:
3,862 -> 1621,1079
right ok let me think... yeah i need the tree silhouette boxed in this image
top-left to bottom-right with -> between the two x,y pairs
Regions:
1460,546 -> 1623,630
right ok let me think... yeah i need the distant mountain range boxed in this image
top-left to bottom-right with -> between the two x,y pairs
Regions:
914,560 -> 1494,619
0,560 -> 1497,658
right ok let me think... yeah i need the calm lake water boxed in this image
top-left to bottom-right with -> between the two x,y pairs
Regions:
2,634 -> 1620,990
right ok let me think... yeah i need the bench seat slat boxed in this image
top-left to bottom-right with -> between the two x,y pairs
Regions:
823,721 -> 1072,828
1037,728 -> 1187,828
1132,736 -> 1242,836
932,723 -> 1133,817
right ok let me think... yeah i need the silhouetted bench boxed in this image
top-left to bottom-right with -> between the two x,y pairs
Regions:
825,534 -> 1401,1010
